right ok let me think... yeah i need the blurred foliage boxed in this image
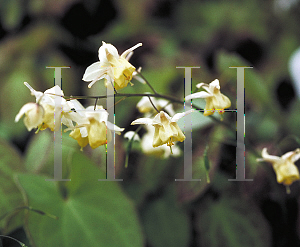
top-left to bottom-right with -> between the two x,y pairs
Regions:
0,0 -> 300,246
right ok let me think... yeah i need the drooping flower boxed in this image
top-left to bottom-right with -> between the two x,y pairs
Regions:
131,110 -> 193,148
65,103 -> 124,149
82,41 -> 142,90
15,103 -> 44,131
125,125 -> 181,158
39,85 -> 66,131
16,82 -> 72,131
257,148 -> 300,186
185,79 -> 231,116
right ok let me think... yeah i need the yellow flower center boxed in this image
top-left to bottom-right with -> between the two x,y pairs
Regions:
167,137 -> 175,147
107,54 -> 136,90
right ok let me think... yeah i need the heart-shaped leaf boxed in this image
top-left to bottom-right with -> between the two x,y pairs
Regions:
16,152 -> 144,247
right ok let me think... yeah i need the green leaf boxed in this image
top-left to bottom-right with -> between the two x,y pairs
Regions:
0,139 -> 25,233
141,191 -> 190,247
24,131 -> 90,178
196,196 -> 271,247
24,130 -> 53,174
16,152 -> 144,247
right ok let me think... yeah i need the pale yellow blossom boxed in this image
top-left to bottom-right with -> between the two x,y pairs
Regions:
15,103 -> 44,131
82,41 -> 142,90
65,103 -> 124,149
131,110 -> 193,148
186,79 -> 231,116
257,148 -> 300,186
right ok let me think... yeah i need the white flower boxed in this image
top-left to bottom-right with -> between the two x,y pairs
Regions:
22,82 -> 72,131
124,131 -> 141,141
15,103 -> 44,131
186,79 -> 231,116
131,110 -> 193,148
82,41 -> 142,90
257,148 -> 300,186
65,103 -> 124,149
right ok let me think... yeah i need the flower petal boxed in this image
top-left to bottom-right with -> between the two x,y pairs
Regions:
210,79 -> 220,90
282,148 -> 300,163
85,106 -> 108,123
292,149 -> 300,162
15,103 -> 35,122
106,121 -> 125,134
153,111 -> 172,126
82,62 -> 106,82
68,99 -> 85,111
203,98 -> 216,116
44,85 -> 64,97
196,82 -> 207,89
152,126 -> 163,147
124,131 -> 140,141
261,148 -> 281,162
88,120 -> 109,148
131,118 -> 153,125
98,41 -> 119,62
120,43 -> 142,59
171,109 -> 194,122
215,92 -> 231,109
15,103 -> 44,131
185,91 -> 212,101
24,82 -> 44,101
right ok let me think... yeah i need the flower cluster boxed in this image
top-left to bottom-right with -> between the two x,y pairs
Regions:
16,42 -> 201,153
15,41 -> 299,192
15,83 -> 124,150
15,82 -> 72,132
16,41 -> 144,149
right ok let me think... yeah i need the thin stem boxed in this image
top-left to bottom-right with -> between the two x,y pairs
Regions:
0,235 -> 26,246
111,82 -> 118,94
147,96 -> 160,113
136,71 -> 158,94
65,93 -> 183,104
114,96 -> 127,107
54,92 -> 235,137
64,92 -> 234,134
0,206 -> 58,221
94,98 -> 98,110
125,125 -> 143,168
43,90 -> 262,160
